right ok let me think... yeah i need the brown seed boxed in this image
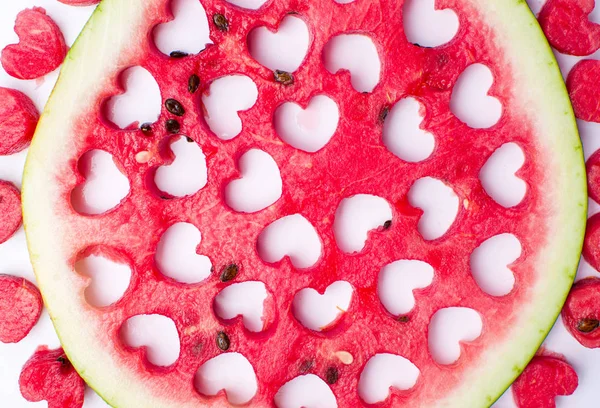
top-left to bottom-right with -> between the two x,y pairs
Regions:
166,119 -> 180,134
325,367 -> 339,384
274,70 -> 294,86
379,106 -> 390,122
577,318 -> 599,333
216,331 -> 230,351
165,98 -> 185,116
186,136 -> 194,143
299,360 -> 314,373
213,13 -> 229,31
170,50 -> 188,58
220,264 -> 239,282
383,220 -> 392,230
140,123 -> 153,136
398,315 -> 410,323
188,74 -> 200,93
56,356 -> 68,366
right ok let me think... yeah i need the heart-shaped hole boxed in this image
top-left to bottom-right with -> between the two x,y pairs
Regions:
403,0 -> 459,48
153,0 -> 212,56
213,281 -> 272,332
155,222 -> 212,284
155,136 -> 208,198
225,149 -> 282,213
274,95 -> 339,153
479,142 -> 526,208
358,353 -> 420,404
408,177 -> 459,241
120,314 -> 180,367
225,0 -> 268,10
428,307 -> 482,365
75,250 -> 132,308
470,233 -> 521,297
292,281 -> 353,331
378,260 -> 434,316
274,374 -> 337,408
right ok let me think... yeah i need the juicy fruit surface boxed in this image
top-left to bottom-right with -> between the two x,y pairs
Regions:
1,7 -> 66,80
0,87 -> 39,155
561,277 -> 600,349
19,346 -> 85,408
22,0 -> 586,407
0,275 -> 42,343
567,59 -> 600,123
0,181 -> 23,245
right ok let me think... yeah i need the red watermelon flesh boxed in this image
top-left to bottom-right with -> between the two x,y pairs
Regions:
567,59 -> 600,123
0,181 -> 23,245
21,0 -> 586,407
0,275 -> 42,343
561,277 -> 600,348
0,87 -> 39,156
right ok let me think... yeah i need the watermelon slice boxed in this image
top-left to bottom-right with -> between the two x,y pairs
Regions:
22,0 -> 586,406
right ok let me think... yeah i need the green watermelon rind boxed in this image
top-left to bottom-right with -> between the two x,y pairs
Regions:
22,0 -> 586,407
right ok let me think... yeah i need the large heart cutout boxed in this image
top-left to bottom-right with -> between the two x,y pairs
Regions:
153,0 -> 212,56
470,233 -> 521,297
292,281 -> 353,331
403,0 -> 459,48
155,136 -> 208,198
479,142 -> 526,208
428,307 -> 482,365
274,374 -> 337,408
213,281 -> 271,332
408,177 -> 459,240
378,260 -> 434,316
195,353 -> 258,405
358,353 -> 420,404
120,314 -> 181,367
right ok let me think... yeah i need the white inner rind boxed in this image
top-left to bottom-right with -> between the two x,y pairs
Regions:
22,0 -> 586,407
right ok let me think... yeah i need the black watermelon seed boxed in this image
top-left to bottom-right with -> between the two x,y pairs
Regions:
170,50 -> 188,58
383,220 -> 392,230
166,119 -> 180,134
140,123 -> 153,136
188,74 -> 200,93
299,360 -> 314,373
379,106 -> 390,122
577,318 -> 599,333
274,70 -> 294,86
398,315 -> 410,323
165,98 -> 185,116
213,14 -> 229,31
220,264 -> 239,282
325,367 -> 339,384
216,331 -> 230,351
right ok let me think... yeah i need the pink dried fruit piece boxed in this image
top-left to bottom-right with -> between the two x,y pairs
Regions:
19,346 -> 85,408
21,0 -> 585,407
586,149 -> 600,203
58,0 -> 101,5
583,213 -> 600,273
1,7 -> 67,80
561,277 -> 600,348
0,275 -> 42,343
512,354 -> 578,408
567,59 -> 600,123
0,180 -> 22,245
0,87 -> 39,155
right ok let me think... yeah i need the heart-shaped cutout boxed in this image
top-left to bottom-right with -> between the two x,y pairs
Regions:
71,150 -> 130,216
0,181 -> 22,245
225,149 -> 282,213
19,347 -> 85,407
408,177 -> 459,241
274,374 -> 337,408
155,136 -> 208,198
292,281 -> 353,331
120,314 -> 180,367
378,260 -> 434,316
333,194 -> 393,253
567,59 -> 600,122
74,252 -> 132,308
104,66 -> 162,129
257,214 -> 322,269
153,0 -> 212,56
383,97 -> 435,163
323,34 -> 381,93
512,355 -> 578,408
428,307 -> 482,365
358,353 -> 420,404
202,75 -> 258,140
1,7 -> 67,80
403,0 -> 459,48
479,142 -> 526,208
248,15 -> 310,73
539,0 -> 600,56
214,281 -> 271,332
450,63 -> 502,129
195,353 -> 258,405
470,233 -> 521,297
225,0 -> 268,10
274,95 -> 339,153
155,222 -> 212,284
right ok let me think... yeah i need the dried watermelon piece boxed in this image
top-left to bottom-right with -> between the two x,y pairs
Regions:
0,275 -> 42,343
567,59 -> 600,123
58,0 -> 101,5
0,181 -> 22,245
561,277 -> 600,348
512,354 -> 578,408
1,7 -> 67,80
583,213 -> 600,272
586,149 -> 600,203
19,346 -> 85,408
0,87 -> 39,155
538,0 -> 600,56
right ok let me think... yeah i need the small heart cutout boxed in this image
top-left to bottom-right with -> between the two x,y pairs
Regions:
403,0 -> 459,48
450,63 -> 502,129
104,66 -> 162,129
1,7 -> 67,80
214,281 -> 271,332
225,149 -> 282,213
479,142 -> 526,208
202,75 -> 258,140
248,15 -> 310,73
120,314 -> 181,367
155,136 -> 208,198
292,281 -> 353,331
378,260 -> 434,316
153,0 -> 212,56
71,150 -> 130,216
428,307 -> 482,365
74,253 -> 132,308
333,194 -> 393,253
567,59 -> 600,122
274,374 -> 337,408
225,0 -> 268,10
358,353 -> 420,404
539,0 -> 600,56
512,355 -> 578,408
274,95 -> 339,153
470,233 -> 521,297
155,222 -> 212,284
195,353 -> 258,405
323,34 -> 381,93
257,214 -> 322,269
408,177 -> 459,240
383,97 -> 435,163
